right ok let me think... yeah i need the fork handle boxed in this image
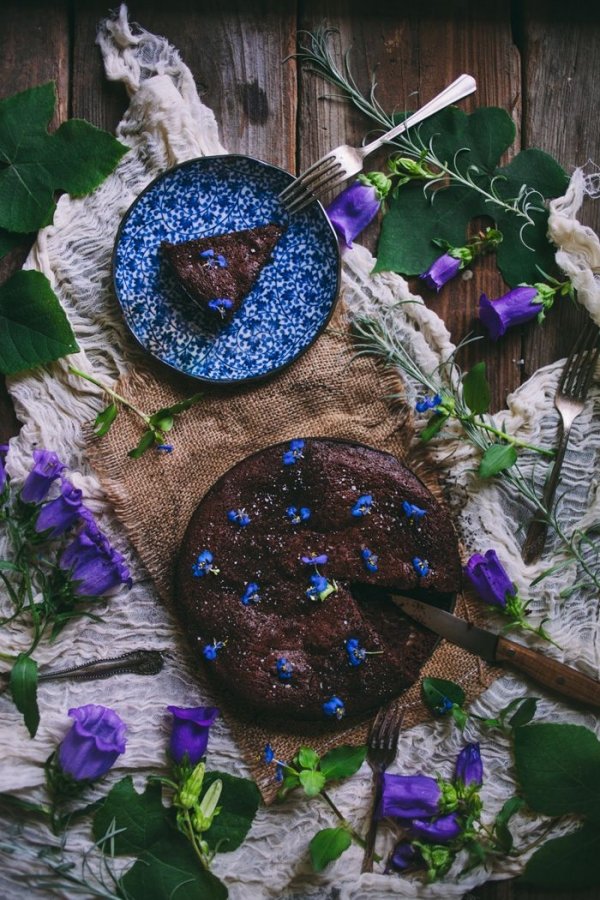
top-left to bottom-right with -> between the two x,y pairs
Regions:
361,74 -> 477,156
521,417 -> 571,564
360,769 -> 381,874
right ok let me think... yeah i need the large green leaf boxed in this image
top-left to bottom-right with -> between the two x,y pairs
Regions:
0,270 -> 78,374
374,106 -> 568,287
462,362 -> 491,415
120,833 -> 228,900
9,653 -> 39,738
309,826 -> 352,872
320,745 -> 367,782
92,777 -> 171,856
478,443 -> 517,478
514,724 -> 600,820
201,772 -> 261,854
521,824 -> 600,890
0,82 -> 128,234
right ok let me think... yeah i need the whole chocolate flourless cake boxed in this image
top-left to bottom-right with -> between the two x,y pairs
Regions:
175,438 -> 461,725
161,224 -> 284,320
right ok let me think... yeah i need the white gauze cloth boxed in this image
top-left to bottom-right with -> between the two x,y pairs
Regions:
1,7 -> 599,899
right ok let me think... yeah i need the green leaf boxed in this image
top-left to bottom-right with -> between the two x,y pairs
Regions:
478,443 -> 517,478
128,429 -> 156,459
421,677 -> 465,714
201,772 -> 260,854
120,832 -> 228,900
149,413 -> 174,432
0,560 -> 20,572
277,772 -> 301,799
309,826 -> 352,872
507,697 -> 538,729
153,393 -> 204,417
0,229 -> 31,260
521,824 -> 600,891
374,106 -> 568,287
514,723 -> 600,820
297,747 -> 320,770
9,653 -> 39,738
420,411 -> 448,443
493,796 -> 525,852
299,769 -> 326,797
320,745 -> 367,782
0,270 -> 79,375
94,402 -> 118,437
93,777 -> 170,856
462,362 -> 491,415
0,82 -> 128,234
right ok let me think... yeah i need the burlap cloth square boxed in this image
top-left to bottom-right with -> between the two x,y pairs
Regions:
86,304 -> 500,802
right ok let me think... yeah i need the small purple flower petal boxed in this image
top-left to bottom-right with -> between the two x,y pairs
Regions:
352,494 -> 373,517
322,696 -> 345,719
208,298 -> 234,318
479,286 -> 540,341
241,582 -> 261,605
286,506 -> 311,524
377,773 -> 441,819
264,743 -> 275,764
412,557 -> 430,577
301,553 -> 328,566
415,394 -> 442,413
228,508 -> 251,527
58,704 -> 127,782
464,549 -> 515,608
455,742 -> 483,788
361,547 -> 379,572
21,450 -> 66,504
283,439 -> 305,465
410,812 -> 462,843
345,637 -> 366,666
202,640 -> 225,660
192,549 -> 218,578
388,841 -> 418,872
167,705 -> 219,765
276,657 -> 293,681
420,253 -> 462,292
402,501 -> 427,520
35,479 -> 84,538
0,444 -> 8,493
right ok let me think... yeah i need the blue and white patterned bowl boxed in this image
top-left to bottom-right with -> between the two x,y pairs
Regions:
113,155 -> 341,383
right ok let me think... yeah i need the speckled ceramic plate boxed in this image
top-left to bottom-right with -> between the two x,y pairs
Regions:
113,155 -> 341,383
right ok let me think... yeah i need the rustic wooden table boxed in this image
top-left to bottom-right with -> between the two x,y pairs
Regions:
1,2 -> 599,898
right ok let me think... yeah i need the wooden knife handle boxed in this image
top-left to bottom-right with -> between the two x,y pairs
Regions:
496,636 -> 600,709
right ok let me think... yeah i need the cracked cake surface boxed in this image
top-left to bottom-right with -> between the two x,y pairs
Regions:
175,438 -> 461,724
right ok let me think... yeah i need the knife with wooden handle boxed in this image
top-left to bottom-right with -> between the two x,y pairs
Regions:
391,593 -> 600,709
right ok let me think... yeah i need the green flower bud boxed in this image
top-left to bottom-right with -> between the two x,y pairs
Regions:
178,761 -> 205,810
438,780 -> 459,813
358,171 -> 393,201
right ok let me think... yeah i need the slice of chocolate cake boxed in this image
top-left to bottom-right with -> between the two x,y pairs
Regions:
162,224 -> 284,320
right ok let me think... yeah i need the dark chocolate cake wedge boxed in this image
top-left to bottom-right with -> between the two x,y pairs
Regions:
162,224 -> 285,320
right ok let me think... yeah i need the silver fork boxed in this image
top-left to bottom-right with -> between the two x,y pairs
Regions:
361,703 -> 404,873
522,324 -> 600,564
279,73 -> 476,215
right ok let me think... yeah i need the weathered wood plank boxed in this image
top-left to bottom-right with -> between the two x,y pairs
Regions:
299,0 -> 521,411
519,0 -> 600,380
0,0 -> 70,443
72,0 -> 298,172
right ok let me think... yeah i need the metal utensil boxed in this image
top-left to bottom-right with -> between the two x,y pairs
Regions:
521,325 -> 600,565
0,649 -> 165,694
361,704 -> 404,873
278,73 -> 476,215
390,593 -> 600,708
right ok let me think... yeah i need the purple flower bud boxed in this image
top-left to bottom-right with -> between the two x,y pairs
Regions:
388,841 -> 418,872
58,704 -> 127,781
377,773 -> 441,819
167,705 -> 220,765
0,444 -> 8,493
35,479 -> 85,538
327,181 -> 380,248
301,553 -> 328,566
60,521 -> 131,597
479,286 -> 540,341
21,450 -> 66,504
420,253 -> 462,292
464,549 -> 515,608
410,812 -> 462,843
455,742 -> 483,788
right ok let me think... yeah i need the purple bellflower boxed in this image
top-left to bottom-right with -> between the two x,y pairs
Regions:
455,742 -> 483,788
35,479 -> 84,538
479,286 -> 540,341
167,705 -> 220,765
21,450 -> 66,504
58,704 -> 127,781
420,253 -> 462,292
326,172 -> 392,248
376,773 -> 442,820
464,549 -> 515,609
0,444 -> 8,493
410,812 -> 462,844
60,517 -> 131,597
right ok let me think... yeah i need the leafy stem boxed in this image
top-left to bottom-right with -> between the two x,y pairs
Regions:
320,788 -> 380,859
472,419 -> 554,457
69,366 -> 152,426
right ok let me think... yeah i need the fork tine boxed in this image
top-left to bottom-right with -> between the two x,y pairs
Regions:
284,170 -> 351,215
560,326 -> 600,398
281,161 -> 344,213
278,156 -> 338,201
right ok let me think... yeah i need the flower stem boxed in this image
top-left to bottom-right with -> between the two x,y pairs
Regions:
473,420 -> 555,456
320,789 -> 382,862
68,366 -> 151,426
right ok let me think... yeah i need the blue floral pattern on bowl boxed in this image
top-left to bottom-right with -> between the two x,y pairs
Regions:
113,155 -> 341,383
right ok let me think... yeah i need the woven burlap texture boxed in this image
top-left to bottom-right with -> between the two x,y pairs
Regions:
86,303 -> 499,802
